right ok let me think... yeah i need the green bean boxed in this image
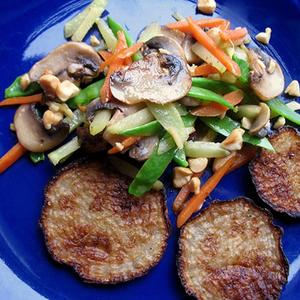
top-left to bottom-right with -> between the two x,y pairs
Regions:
107,16 -> 143,61
268,98 -> 300,125
29,152 -> 45,163
67,79 -> 104,109
188,86 -> 237,111
192,77 -> 238,94
232,55 -> 250,86
128,141 -> 176,196
200,116 -> 274,151
5,76 -> 41,98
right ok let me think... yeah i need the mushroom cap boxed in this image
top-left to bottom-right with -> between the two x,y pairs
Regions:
110,52 -> 192,104
14,105 -> 69,152
145,36 -> 184,58
249,49 -> 285,101
29,42 -> 102,85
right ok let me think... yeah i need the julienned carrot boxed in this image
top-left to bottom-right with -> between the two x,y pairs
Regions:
100,42 -> 143,71
99,50 -> 113,61
108,136 -> 141,154
187,17 -> 241,77
220,27 -> 248,41
166,18 -> 228,32
100,31 -> 127,102
191,64 -> 218,77
192,89 -> 244,117
0,94 -> 43,107
0,143 -> 27,174
177,156 -> 235,228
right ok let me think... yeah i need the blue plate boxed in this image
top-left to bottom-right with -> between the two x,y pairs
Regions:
0,0 -> 300,299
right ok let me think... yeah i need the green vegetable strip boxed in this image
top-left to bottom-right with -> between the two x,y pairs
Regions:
107,16 -> 143,61
64,109 -> 86,133
192,77 -> 238,94
188,86 -> 237,111
128,142 -> 176,196
173,148 -> 189,167
200,116 -> 274,151
148,103 -> 188,149
48,137 -> 81,166
120,120 -> 163,136
29,152 -> 45,163
268,98 -> 300,125
5,76 -> 41,98
120,115 -> 196,137
232,55 -> 250,86
67,79 -> 104,109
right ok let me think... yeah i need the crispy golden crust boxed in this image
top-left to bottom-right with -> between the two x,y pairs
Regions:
41,160 -> 170,284
249,126 -> 300,217
178,198 -> 288,300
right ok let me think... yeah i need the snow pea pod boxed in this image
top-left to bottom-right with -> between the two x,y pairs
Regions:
5,76 -> 41,98
268,98 -> 300,125
107,17 -> 143,61
174,148 -> 189,167
29,152 -> 45,163
67,79 -> 104,109
192,77 -> 238,94
188,86 -> 237,111
128,140 -> 176,196
232,54 -> 250,86
200,116 -> 274,151
120,114 -> 196,137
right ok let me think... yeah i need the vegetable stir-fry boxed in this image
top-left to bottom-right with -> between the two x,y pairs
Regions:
1,0 -> 300,229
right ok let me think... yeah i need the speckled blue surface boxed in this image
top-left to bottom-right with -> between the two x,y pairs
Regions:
0,0 -> 299,299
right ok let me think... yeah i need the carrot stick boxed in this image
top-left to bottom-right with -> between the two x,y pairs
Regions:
100,31 -> 127,102
220,27 -> 248,41
99,50 -> 113,61
191,63 -> 218,77
192,89 -> 244,117
0,94 -> 43,107
100,42 -> 143,71
177,156 -> 235,228
108,136 -> 141,154
226,145 -> 256,174
166,18 -> 228,32
187,17 -> 241,77
0,143 -> 27,174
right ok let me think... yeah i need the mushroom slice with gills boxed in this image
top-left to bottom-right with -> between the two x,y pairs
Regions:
129,135 -> 159,161
249,49 -> 284,101
249,103 -> 271,135
145,36 -> 185,58
182,35 -> 202,65
14,104 -> 69,153
110,52 -> 192,104
29,42 -> 102,85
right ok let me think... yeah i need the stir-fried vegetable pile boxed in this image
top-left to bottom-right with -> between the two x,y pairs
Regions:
1,0 -> 300,227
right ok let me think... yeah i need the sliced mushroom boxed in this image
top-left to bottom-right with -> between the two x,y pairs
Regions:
145,36 -> 184,58
249,49 -> 284,101
86,99 -> 145,123
249,103 -> 271,135
29,42 -> 102,85
182,35 -> 202,64
161,26 -> 185,45
110,52 -> 192,104
129,135 -> 159,161
14,105 -> 69,152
